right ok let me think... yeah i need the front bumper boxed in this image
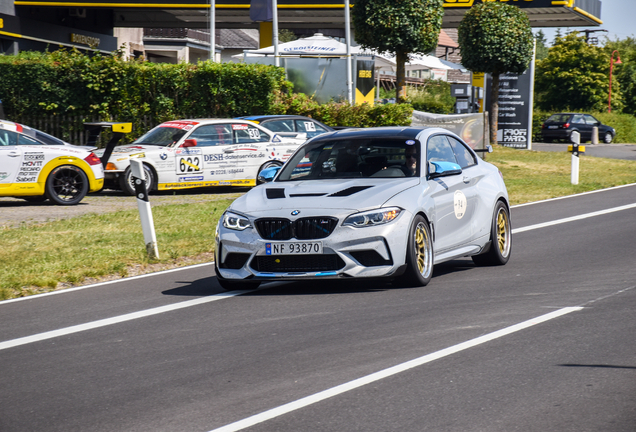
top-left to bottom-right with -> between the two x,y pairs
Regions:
215,212 -> 412,281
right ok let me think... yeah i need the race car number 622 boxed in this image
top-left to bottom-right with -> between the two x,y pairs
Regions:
179,157 -> 201,173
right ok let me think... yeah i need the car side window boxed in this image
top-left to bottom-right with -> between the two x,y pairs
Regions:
427,135 -> 458,165
572,115 -> 585,124
189,124 -> 233,146
232,124 -> 270,144
584,115 -> 599,125
0,130 -> 18,146
18,134 -> 42,145
263,120 -> 294,133
447,136 -> 477,168
296,120 -> 327,138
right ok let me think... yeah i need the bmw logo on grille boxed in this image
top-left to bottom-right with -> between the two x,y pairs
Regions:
291,210 -> 300,216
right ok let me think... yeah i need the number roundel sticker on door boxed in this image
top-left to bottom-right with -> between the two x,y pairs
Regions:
176,148 -> 202,174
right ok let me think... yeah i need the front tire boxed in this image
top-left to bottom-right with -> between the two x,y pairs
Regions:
214,261 -> 261,291
396,215 -> 433,287
119,164 -> 155,196
472,201 -> 512,266
45,165 -> 89,205
603,132 -> 613,144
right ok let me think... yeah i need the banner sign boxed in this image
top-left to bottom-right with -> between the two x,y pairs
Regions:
411,111 -> 486,152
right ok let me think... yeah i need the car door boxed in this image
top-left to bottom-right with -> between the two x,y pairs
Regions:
425,134 -> 475,253
571,114 -> 590,141
186,123 -> 236,185
0,129 -> 22,190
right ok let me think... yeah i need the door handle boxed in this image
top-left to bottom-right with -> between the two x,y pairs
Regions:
8,151 -> 20,157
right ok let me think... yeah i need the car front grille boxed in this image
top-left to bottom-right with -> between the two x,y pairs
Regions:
250,254 -> 346,272
255,217 -> 338,240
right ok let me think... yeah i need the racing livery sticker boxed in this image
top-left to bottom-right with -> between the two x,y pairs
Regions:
161,121 -> 198,130
177,155 -> 202,174
231,124 -> 249,130
454,190 -> 467,219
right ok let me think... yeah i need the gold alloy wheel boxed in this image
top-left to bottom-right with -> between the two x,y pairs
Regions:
496,207 -> 511,258
415,221 -> 432,277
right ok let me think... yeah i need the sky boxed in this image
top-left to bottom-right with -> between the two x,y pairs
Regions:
533,0 -> 634,45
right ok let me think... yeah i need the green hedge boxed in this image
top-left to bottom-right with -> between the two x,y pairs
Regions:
0,49 -> 413,142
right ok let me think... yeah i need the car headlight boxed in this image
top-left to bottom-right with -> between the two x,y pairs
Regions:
222,211 -> 252,231
343,207 -> 402,227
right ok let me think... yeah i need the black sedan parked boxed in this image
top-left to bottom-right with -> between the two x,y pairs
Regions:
541,113 -> 615,144
236,115 -> 334,140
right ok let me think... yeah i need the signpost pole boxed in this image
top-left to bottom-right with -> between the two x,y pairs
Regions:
130,159 -> 159,259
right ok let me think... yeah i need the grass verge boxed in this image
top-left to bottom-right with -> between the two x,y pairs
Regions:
1,146 -> 635,300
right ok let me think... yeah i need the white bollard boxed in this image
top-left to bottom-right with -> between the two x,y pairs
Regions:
570,131 -> 580,185
130,159 -> 159,259
591,126 -> 599,144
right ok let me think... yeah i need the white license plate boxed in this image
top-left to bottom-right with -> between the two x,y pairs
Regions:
548,125 -> 558,129
265,241 -> 323,255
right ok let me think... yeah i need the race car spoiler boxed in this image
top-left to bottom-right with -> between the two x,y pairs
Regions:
84,122 -> 133,168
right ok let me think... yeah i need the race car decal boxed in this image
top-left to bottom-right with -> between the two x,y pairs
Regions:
158,178 -> 256,190
175,148 -> 202,155
0,172 -> 11,180
177,156 -> 202,174
454,190 -> 467,219
160,121 -> 198,130
232,124 -> 249,130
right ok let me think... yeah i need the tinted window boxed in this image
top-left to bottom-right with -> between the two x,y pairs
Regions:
295,120 -> 328,138
262,120 -> 294,133
233,124 -> 270,144
584,115 -> 599,125
278,138 -> 420,181
18,134 -> 41,145
427,135 -> 458,165
135,126 -> 187,146
0,130 -> 18,146
189,124 -> 233,146
447,136 -> 477,168
546,114 -> 571,123
572,115 -> 585,124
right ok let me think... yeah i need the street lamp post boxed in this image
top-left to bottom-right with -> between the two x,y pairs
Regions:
608,50 -> 622,112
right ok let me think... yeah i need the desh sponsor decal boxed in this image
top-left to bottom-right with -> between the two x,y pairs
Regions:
204,154 -> 224,162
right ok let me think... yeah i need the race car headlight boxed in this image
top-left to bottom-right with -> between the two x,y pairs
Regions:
343,207 -> 402,227
222,211 -> 251,231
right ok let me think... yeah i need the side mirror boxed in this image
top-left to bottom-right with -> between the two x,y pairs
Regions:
486,145 -> 493,153
181,139 -> 197,148
257,165 -> 281,183
428,161 -> 462,179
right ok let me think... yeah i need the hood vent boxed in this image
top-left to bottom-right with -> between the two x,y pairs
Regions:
328,185 -> 373,197
266,188 -> 286,199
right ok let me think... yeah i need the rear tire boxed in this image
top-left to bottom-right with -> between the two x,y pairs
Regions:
472,201 -> 512,266
45,165 -> 89,206
119,164 -> 155,196
396,215 -> 433,287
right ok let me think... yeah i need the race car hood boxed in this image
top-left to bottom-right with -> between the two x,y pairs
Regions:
93,144 -> 161,158
232,177 -> 420,215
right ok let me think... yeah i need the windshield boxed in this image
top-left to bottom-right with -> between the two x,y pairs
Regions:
546,114 -> 571,123
134,125 -> 188,146
277,138 -> 421,181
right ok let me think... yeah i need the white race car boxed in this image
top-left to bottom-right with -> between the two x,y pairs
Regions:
214,126 -> 512,290
96,119 -> 305,194
0,120 -> 104,205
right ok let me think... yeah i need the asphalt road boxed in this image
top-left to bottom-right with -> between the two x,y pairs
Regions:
1,184 -> 635,432
532,142 -> 636,161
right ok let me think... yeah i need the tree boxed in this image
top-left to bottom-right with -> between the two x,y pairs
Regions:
352,0 -> 444,102
535,30 -> 549,61
457,2 -> 534,145
605,37 -> 636,115
535,33 -> 622,112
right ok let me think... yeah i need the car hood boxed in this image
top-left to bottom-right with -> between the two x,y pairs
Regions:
231,177 -> 420,215
94,144 -> 163,157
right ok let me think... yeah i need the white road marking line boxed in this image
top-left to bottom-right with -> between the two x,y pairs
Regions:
0,290 -> 250,351
511,182 -> 636,208
0,262 -> 215,305
512,202 -> 636,234
207,307 -> 583,432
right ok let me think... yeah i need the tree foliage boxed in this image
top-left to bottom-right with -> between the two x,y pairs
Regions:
352,0 -> 444,101
605,37 -> 636,115
457,2 -> 534,144
535,33 -> 621,112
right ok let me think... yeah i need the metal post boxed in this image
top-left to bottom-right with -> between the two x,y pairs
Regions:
344,0 -> 353,104
130,159 -> 159,259
570,131 -> 580,185
273,0 -> 279,67
210,0 -> 216,61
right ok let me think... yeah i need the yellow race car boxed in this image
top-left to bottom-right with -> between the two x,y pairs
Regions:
0,120 -> 104,205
